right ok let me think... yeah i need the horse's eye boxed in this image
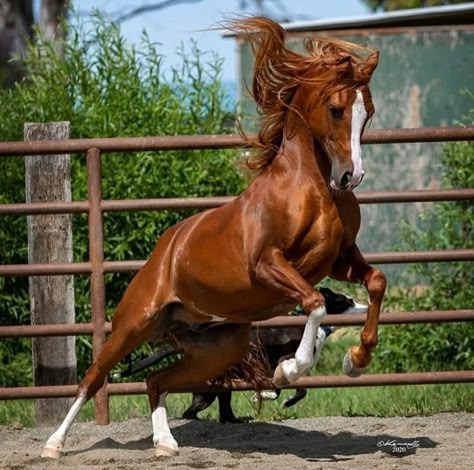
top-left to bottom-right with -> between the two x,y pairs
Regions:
329,105 -> 344,119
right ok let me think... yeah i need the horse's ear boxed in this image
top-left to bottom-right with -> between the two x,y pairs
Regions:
361,51 -> 379,78
339,53 -> 352,62
337,53 -> 353,67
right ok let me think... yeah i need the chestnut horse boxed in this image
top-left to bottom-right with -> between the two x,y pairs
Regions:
42,17 -> 386,459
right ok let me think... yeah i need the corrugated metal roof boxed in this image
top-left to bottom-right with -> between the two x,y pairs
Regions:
223,3 -> 474,36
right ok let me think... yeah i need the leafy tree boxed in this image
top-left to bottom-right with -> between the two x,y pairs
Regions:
374,92 -> 474,372
362,0 -> 470,12
0,0 -> 302,88
0,13 -> 245,385
0,0 -> 68,86
106,0 -> 301,24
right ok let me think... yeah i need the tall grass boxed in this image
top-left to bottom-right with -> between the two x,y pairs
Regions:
2,384 -> 472,428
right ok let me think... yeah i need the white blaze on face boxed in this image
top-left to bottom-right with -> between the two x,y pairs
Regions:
350,89 -> 367,188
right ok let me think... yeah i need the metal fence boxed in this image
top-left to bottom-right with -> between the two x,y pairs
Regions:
0,126 -> 473,425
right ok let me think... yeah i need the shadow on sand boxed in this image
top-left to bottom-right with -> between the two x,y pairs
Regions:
68,419 -> 437,462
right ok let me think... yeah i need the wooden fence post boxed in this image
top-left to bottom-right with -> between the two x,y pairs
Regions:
25,122 -> 77,426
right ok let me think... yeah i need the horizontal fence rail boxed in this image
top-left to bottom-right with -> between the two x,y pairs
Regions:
1,189 -> 474,216
0,249 -> 473,278
1,126 -> 473,424
1,310 -> 473,338
0,126 -> 473,156
1,371 -> 473,400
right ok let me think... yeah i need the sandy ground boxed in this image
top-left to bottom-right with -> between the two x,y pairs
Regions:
0,413 -> 472,469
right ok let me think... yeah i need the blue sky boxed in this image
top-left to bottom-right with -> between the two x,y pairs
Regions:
35,0 -> 371,81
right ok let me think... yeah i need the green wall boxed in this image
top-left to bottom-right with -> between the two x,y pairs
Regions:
237,28 -> 474,283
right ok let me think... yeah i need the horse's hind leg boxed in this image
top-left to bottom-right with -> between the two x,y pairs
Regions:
217,391 -> 242,424
182,392 -> 217,420
41,323 -> 150,458
146,323 -> 250,457
41,272 -> 168,459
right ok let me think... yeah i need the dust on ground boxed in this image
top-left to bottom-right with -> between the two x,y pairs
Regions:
0,413 -> 472,469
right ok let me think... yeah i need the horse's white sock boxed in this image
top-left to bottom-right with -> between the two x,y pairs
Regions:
152,393 -> 178,455
42,392 -> 86,458
280,306 -> 326,382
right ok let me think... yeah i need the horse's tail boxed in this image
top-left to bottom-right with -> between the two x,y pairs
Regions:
214,330 -> 273,405
112,346 -> 176,379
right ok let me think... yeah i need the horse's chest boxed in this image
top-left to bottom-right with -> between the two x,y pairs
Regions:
289,211 -> 344,276
333,194 -> 361,244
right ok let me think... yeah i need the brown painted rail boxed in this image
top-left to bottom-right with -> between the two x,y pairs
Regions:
1,370 -> 473,400
1,310 -> 473,338
0,188 -> 474,216
1,126 -> 473,425
1,248 -> 473,278
0,126 -> 473,156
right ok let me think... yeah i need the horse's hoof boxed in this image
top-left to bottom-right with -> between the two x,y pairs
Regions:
155,444 -> 179,458
342,350 -> 364,378
41,447 -> 62,459
273,363 -> 290,387
182,411 -> 198,420
252,390 -> 278,402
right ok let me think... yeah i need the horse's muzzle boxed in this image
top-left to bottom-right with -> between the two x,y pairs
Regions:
340,171 -> 353,190
330,169 -> 364,191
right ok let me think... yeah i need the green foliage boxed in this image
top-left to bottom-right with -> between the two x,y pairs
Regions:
362,0 -> 469,12
374,92 -> 474,373
0,13 -> 245,385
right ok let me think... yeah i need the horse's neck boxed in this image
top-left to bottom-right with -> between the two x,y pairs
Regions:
271,111 -> 331,191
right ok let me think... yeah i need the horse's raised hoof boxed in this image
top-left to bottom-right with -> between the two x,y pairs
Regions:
273,363 -> 291,387
342,350 -> 364,378
252,390 -> 279,402
41,447 -> 63,459
155,444 -> 179,458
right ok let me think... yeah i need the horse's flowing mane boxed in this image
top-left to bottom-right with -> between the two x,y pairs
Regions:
226,17 -> 378,169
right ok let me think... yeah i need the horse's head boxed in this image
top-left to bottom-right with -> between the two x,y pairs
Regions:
303,51 -> 379,191
226,17 -> 379,188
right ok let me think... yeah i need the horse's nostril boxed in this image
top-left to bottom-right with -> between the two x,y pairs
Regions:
340,171 -> 353,189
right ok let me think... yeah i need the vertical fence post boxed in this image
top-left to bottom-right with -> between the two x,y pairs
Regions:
86,147 -> 109,424
25,121 -> 77,426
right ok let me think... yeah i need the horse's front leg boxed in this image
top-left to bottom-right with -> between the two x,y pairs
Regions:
330,244 -> 387,377
251,248 -> 327,387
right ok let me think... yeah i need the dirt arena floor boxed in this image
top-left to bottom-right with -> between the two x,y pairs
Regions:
0,412 -> 472,469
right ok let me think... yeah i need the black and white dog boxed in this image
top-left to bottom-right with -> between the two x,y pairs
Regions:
114,287 -> 367,423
